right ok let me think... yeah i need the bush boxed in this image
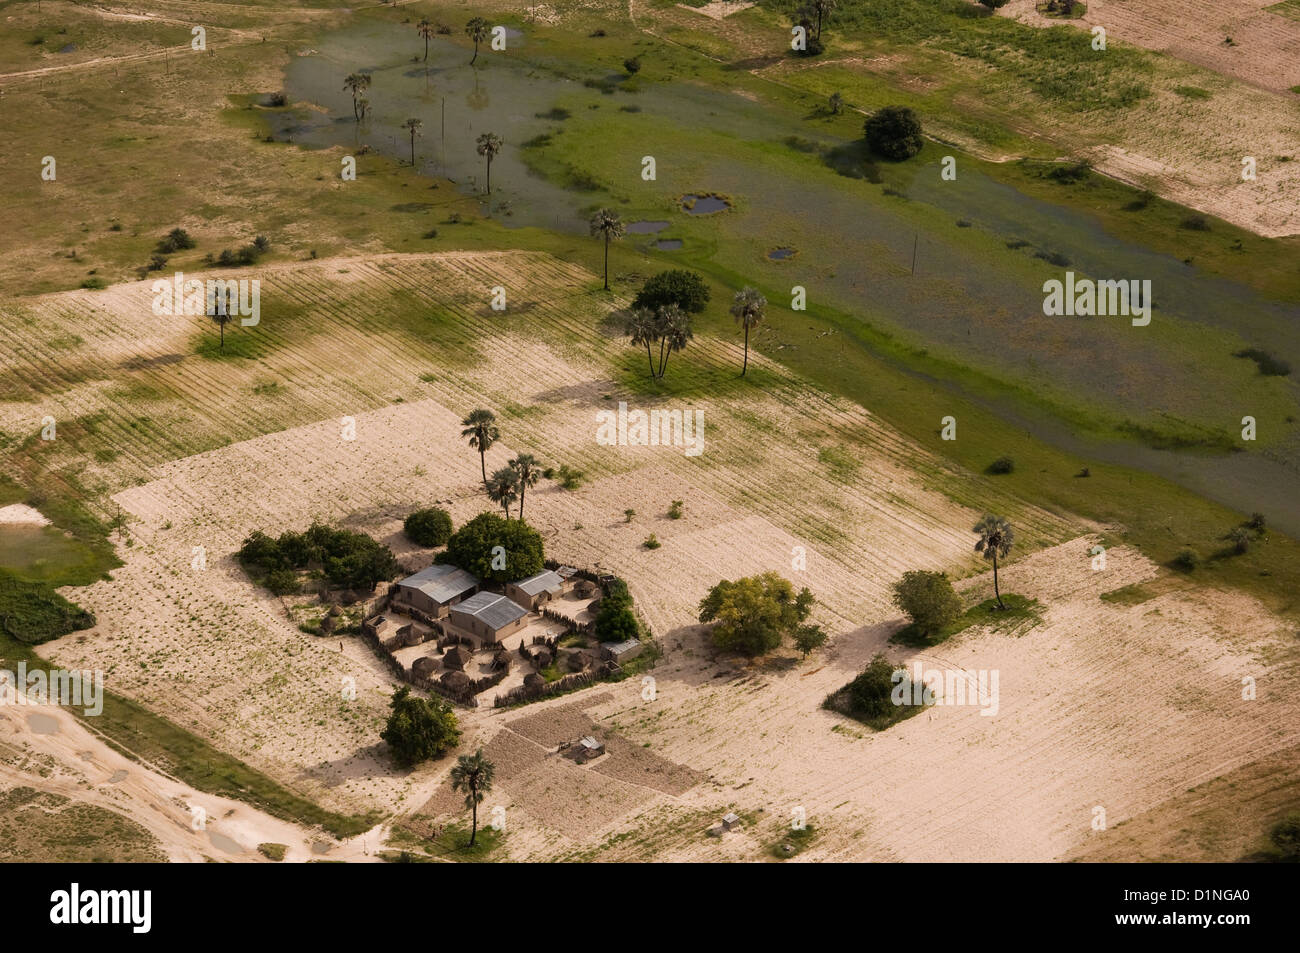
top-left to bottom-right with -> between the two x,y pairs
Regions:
1247,512 -> 1267,533
1227,527 -> 1251,555
987,456 -> 1015,475
404,508 -> 453,547
438,512 -> 543,583
828,653 -> 932,729
863,106 -> 923,161
0,571 -> 96,645
1269,814 -> 1300,860
631,269 -> 711,315
623,56 -> 641,75
699,572 -> 814,656
265,568 -> 300,596
793,623 -> 828,658
643,534 -> 661,549
891,570 -> 962,639
668,500 -> 684,520
595,581 -> 640,643
237,523 -> 400,592
157,228 -> 196,254
1171,548 -> 1200,572
380,686 -> 461,767
1181,214 -> 1211,231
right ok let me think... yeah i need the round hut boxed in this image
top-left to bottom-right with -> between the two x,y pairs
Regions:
443,645 -> 472,671
441,669 -> 472,694
523,672 -> 546,691
412,656 -> 438,679
492,649 -> 512,672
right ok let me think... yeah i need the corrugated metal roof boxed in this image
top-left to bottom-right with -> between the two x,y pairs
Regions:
511,569 -> 565,597
396,564 -> 479,604
452,591 -> 529,631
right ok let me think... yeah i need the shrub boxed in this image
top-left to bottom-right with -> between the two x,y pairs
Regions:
631,269 -> 711,314
891,570 -> 962,639
643,534 -> 661,549
987,456 -> 1015,475
1181,214 -> 1211,231
793,623 -> 828,658
438,512 -> 543,583
623,56 -> 641,75
380,686 -> 461,767
1227,527 -> 1251,555
157,228 -> 196,254
555,465 -> 585,490
404,508 -> 453,547
668,500 -> 684,520
237,523 -> 400,592
1171,548 -> 1200,572
828,653 -> 932,729
1247,512 -> 1267,532
265,568 -> 300,596
863,106 -> 923,161
698,572 -> 814,656
1269,814 -> 1300,860
624,509 -> 636,523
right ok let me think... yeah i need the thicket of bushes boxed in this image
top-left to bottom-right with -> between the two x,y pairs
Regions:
237,523 -> 400,594
0,571 -> 96,645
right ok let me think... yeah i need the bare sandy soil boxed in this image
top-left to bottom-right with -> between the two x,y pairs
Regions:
12,252 -> 1293,860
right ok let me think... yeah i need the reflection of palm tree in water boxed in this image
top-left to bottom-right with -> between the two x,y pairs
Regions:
466,71 -> 489,112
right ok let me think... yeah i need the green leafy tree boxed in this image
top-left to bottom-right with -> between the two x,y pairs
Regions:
342,72 -> 371,122
439,512 -> 544,582
589,208 -> 625,291
864,105 -> 923,161
476,132 -> 503,194
793,623 -> 828,659
729,287 -> 767,377
404,508 -> 453,547
631,269 -> 711,315
595,580 -> 640,643
891,570 -> 962,638
380,686 -> 461,767
973,514 -> 1014,610
465,17 -> 490,65
461,408 -> 499,486
485,465 -> 519,518
828,91 -> 844,115
450,748 -> 495,846
698,571 -> 814,656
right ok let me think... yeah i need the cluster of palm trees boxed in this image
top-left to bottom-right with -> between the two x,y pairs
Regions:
461,409 -> 543,519
625,304 -> 693,380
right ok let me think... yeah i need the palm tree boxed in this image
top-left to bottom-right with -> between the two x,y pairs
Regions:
729,287 -> 767,377
588,208 -> 625,291
486,465 -> 519,518
208,297 -> 234,350
656,303 -> 693,379
510,453 -> 541,520
401,118 -> 422,166
476,132 -> 503,194
417,18 -> 435,62
449,748 -> 495,847
465,17 -> 490,66
624,306 -> 659,378
807,0 -> 836,41
973,514 -> 1014,610
461,409 -> 499,485
342,72 -> 371,122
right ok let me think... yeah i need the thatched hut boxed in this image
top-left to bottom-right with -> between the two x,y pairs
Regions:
443,645 -> 472,671
523,672 -> 545,691
491,649 -> 512,672
441,670 -> 471,693
565,650 -> 595,673
533,648 -> 553,669
412,656 -> 438,679
575,578 -> 600,599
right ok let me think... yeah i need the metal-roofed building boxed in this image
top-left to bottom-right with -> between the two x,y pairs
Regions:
390,564 -> 480,619
505,569 -> 568,610
448,590 -> 530,644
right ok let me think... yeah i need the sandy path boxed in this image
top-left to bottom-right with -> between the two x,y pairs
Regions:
0,701 -> 385,862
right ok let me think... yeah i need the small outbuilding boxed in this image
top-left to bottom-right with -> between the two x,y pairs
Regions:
491,649 -> 512,672
506,569 -> 567,610
412,656 -> 439,679
575,735 -> 605,763
722,812 -> 741,831
600,639 -> 643,664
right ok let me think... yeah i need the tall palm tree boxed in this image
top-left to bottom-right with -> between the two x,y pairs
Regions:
401,117 -> 422,166
510,453 -> 541,520
465,17 -> 490,66
806,0 -> 836,41
486,465 -> 519,518
624,306 -> 659,379
589,208 -> 625,291
461,409 -> 499,485
656,303 -> 693,379
449,748 -> 495,847
342,72 -> 371,123
476,132 -> 503,194
729,287 -> 767,377
973,514 -> 1014,610
209,297 -> 233,350
416,18 -> 435,62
